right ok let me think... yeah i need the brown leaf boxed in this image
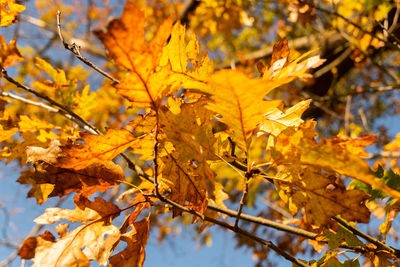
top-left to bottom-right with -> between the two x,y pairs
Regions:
19,231 -> 56,259
109,218 -> 150,267
18,161 -> 124,202
34,195 -> 121,224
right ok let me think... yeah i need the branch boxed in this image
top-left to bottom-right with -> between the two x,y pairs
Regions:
147,194 -> 309,267
203,215 -> 310,267
207,203 -> 317,239
1,69 -> 100,135
306,1 -> 400,50
56,11 -> 119,84
0,197 -> 67,267
20,15 -> 106,59
333,216 -> 400,258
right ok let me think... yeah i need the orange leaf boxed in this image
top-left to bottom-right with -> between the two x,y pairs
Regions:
109,218 -> 150,267
0,34 -> 24,69
58,129 -> 136,170
95,2 -> 172,71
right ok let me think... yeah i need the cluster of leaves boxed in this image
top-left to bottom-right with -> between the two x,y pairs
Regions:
1,0 -> 400,266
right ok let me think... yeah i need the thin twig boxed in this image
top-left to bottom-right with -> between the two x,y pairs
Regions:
20,14 -> 106,58
0,197 -> 67,267
333,216 -> 400,258
307,1 -> 400,50
1,69 -> 100,135
207,203 -> 317,239
56,11 -> 120,84
234,175 -> 249,229
203,215 -> 310,267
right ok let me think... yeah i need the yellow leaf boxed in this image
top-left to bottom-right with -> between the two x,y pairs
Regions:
0,124 -> 17,142
202,69 -> 283,152
276,167 -> 370,226
274,121 -> 400,200
18,115 -> 56,132
0,0 -> 26,27
35,57 -> 68,89
259,99 -> 311,137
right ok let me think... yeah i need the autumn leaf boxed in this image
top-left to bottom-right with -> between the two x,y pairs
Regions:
0,124 -> 17,142
24,196 -> 121,266
18,115 -> 56,132
0,0 -> 26,27
95,1 -> 172,71
95,1 -> 173,109
18,161 -> 124,201
273,120 -> 400,200
263,39 -> 324,83
35,195 -> 121,224
259,99 -> 311,137
109,218 -> 150,267
275,166 -> 370,226
160,23 -> 213,91
159,152 -> 209,216
58,129 -> 136,170
0,34 -> 24,69
202,70 -> 283,152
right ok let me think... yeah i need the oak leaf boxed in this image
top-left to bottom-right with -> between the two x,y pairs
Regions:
109,218 -> 150,267
259,99 -> 311,137
274,120 -> 400,200
263,39 -> 324,83
58,129 -> 136,170
160,23 -> 213,92
203,70 -> 283,152
35,195 -> 121,224
18,161 -> 124,201
276,167 -> 370,226
95,2 -> 173,109
25,196 -> 121,266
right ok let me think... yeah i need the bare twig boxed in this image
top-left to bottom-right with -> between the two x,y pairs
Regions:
306,1 -> 400,50
204,215 -> 310,267
20,15 -> 106,58
56,11 -> 120,84
344,95 -> 352,136
207,203 -> 317,239
234,175 -> 249,229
